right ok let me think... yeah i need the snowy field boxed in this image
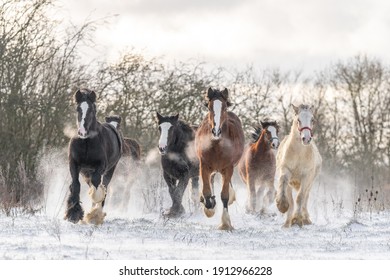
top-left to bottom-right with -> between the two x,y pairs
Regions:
1,150 -> 389,260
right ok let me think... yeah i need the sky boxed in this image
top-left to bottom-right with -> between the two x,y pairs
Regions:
55,0 -> 390,73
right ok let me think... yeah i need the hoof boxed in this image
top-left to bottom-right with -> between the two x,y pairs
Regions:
84,207 -> 106,225
303,217 -> 312,225
219,208 -> 233,230
282,221 -> 292,228
276,196 -> 289,213
64,203 -> 84,223
259,210 -> 277,218
201,195 -> 216,217
291,214 -> 305,227
218,223 -> 234,231
203,207 -> 215,218
245,205 -> 256,215
163,205 -> 185,218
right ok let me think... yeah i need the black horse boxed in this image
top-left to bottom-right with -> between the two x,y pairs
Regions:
65,89 -> 122,225
156,112 -> 199,217
105,115 -> 141,162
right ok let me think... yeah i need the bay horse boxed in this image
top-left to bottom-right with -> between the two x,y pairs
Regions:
275,104 -> 322,227
65,89 -> 122,225
156,112 -> 199,217
105,115 -> 141,162
238,119 -> 280,215
195,88 -> 245,230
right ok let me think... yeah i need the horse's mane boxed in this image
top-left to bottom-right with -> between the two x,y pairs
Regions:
178,120 -> 195,139
251,126 -> 263,143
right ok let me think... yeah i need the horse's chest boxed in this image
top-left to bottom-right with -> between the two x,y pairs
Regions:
72,142 -> 104,166
162,154 -> 195,176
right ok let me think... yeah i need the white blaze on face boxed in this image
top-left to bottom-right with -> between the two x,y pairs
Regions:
158,122 -> 172,150
267,126 -> 279,147
78,101 -> 89,138
109,121 -> 118,128
299,110 -> 313,144
213,100 -> 222,133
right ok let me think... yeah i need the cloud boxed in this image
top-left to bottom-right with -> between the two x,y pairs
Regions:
57,0 -> 390,72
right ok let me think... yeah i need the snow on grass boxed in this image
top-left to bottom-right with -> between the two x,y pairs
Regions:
1,150 -> 389,260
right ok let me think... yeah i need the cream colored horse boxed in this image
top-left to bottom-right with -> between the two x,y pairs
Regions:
275,104 -> 322,227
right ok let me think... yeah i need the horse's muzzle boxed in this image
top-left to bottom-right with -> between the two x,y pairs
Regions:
158,146 -> 167,155
78,130 -> 88,139
301,136 -> 312,145
211,128 -> 222,139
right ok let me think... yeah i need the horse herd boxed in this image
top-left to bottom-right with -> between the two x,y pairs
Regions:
65,88 -> 322,230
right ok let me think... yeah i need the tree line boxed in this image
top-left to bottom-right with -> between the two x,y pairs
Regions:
0,0 -> 389,210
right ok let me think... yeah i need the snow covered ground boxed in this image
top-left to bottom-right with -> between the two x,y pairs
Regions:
1,150 -> 389,260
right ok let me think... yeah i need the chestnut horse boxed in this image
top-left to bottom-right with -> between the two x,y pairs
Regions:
195,88 -> 244,230
238,119 -> 280,214
275,104 -> 322,227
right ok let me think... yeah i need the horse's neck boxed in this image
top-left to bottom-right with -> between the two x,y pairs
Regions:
254,130 -> 270,152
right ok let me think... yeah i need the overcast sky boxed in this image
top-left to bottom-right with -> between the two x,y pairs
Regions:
56,0 -> 390,73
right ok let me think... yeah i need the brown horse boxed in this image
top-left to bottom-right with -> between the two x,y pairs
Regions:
105,116 -> 141,162
195,88 -> 245,230
238,119 -> 280,215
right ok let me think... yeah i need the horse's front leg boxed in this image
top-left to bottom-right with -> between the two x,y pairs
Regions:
84,165 -> 107,225
245,171 -> 257,214
190,176 -> 200,212
219,165 -> 234,230
293,176 -> 314,226
200,162 -> 216,218
65,160 -> 84,223
260,179 -> 276,215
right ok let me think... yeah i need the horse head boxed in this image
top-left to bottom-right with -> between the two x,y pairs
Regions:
292,104 -> 315,146
74,89 -> 97,139
105,115 -> 121,129
156,112 -> 179,155
205,87 -> 232,140
260,119 -> 280,149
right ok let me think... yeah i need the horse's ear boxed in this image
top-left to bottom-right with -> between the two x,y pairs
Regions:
156,111 -> 163,122
89,91 -> 97,103
292,104 -> 299,115
207,87 -> 214,99
260,121 -> 265,128
221,88 -> 229,100
74,89 -> 82,103
173,114 -> 179,121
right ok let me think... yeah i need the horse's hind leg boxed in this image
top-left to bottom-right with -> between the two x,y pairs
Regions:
65,161 -> 84,223
218,166 -> 234,231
